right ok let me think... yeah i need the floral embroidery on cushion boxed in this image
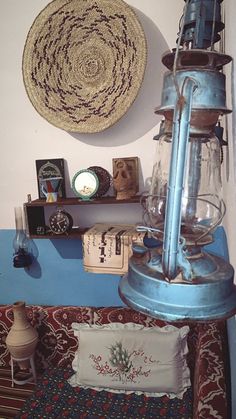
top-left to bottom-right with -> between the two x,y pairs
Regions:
89,340 -> 158,385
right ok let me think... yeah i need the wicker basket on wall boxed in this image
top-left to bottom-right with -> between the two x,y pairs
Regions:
22,0 -> 147,133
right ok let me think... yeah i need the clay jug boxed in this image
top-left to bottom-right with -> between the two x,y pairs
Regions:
6,301 -> 38,369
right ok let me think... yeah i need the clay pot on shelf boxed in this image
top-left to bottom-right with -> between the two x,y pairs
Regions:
6,301 -> 38,369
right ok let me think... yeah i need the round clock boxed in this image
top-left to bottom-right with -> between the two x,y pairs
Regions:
72,169 -> 99,200
48,208 -> 73,235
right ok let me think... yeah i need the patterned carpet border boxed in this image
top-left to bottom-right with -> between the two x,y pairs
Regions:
16,367 -> 193,419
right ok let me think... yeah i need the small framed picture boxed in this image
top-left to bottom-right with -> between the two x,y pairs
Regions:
36,158 -> 66,199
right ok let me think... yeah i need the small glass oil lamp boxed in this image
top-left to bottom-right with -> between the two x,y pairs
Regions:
13,207 -> 32,268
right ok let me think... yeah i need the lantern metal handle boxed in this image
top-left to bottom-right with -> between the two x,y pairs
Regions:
162,76 -> 197,280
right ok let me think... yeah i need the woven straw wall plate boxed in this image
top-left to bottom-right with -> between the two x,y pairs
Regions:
22,0 -> 147,133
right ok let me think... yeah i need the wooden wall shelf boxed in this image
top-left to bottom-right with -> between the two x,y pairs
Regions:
24,195 -> 141,239
25,195 -> 141,206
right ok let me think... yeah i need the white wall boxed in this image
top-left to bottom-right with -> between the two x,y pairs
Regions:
223,2 -> 236,417
0,0 -> 183,229
1,0 -> 235,271
222,0 -> 236,270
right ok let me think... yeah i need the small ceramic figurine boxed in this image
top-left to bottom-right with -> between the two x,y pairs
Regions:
113,159 -> 136,200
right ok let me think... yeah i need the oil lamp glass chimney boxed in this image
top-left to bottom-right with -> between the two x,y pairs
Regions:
147,129 -> 225,248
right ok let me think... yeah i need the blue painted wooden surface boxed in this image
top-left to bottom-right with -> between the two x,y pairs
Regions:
0,227 -> 229,306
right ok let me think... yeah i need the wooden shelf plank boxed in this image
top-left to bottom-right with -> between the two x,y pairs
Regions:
25,195 -> 141,207
28,227 -> 88,239
24,195 -> 143,239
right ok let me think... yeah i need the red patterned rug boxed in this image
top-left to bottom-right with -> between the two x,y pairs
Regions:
0,367 -> 36,418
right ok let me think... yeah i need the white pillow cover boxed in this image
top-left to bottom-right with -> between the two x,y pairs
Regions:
68,322 -> 191,399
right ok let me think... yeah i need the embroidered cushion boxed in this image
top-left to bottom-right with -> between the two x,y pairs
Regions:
68,322 -> 190,398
